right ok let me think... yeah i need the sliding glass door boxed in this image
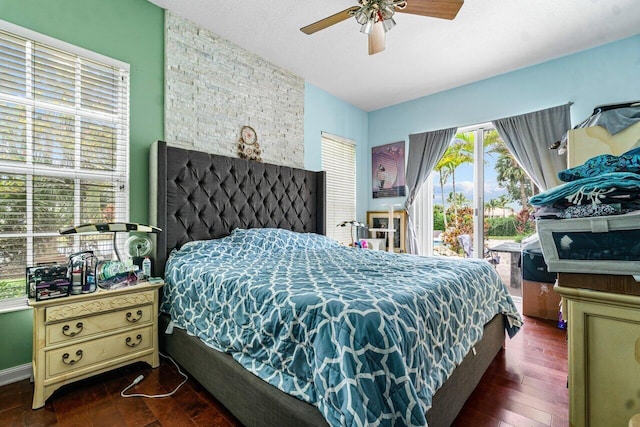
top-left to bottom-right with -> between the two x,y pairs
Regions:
418,124 -> 536,299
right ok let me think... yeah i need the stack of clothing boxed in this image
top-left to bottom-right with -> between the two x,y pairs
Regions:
530,146 -> 640,219
531,147 -> 640,263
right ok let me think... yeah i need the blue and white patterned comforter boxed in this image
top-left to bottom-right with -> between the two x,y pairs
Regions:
161,228 -> 522,426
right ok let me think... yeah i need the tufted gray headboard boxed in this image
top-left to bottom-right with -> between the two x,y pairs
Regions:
149,141 -> 326,276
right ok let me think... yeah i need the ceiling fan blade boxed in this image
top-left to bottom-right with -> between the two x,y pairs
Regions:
397,0 -> 464,20
368,22 -> 385,55
300,6 -> 360,35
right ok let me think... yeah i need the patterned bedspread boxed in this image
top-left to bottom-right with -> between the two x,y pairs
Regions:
161,228 -> 522,426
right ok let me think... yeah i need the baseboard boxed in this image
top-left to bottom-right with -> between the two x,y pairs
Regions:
0,363 -> 32,387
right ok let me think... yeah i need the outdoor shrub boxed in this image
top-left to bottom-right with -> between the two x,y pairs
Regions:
487,217 -> 518,236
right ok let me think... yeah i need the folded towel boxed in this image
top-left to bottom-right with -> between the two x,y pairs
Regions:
530,172 -> 640,207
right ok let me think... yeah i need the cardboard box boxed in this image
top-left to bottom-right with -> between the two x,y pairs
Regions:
523,279 -> 561,320
566,123 -> 640,168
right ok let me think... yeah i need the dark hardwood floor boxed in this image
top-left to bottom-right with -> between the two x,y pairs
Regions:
454,314 -> 569,427
1,311 -> 567,427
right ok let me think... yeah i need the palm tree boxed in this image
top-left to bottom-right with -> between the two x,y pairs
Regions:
434,130 -> 508,229
491,142 -> 534,209
485,198 -> 501,218
483,129 -> 503,148
447,191 -> 470,207
495,194 -> 511,217
444,136 -> 474,222
433,158 -> 452,228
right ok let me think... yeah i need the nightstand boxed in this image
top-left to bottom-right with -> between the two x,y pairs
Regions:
556,273 -> 640,427
28,281 -> 164,409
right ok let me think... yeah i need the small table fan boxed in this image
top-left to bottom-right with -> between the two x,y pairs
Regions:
124,234 -> 153,270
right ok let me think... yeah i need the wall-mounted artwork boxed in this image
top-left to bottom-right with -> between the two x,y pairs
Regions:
372,141 -> 406,198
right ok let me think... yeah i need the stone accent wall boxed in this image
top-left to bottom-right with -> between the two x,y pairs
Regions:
164,12 -> 304,168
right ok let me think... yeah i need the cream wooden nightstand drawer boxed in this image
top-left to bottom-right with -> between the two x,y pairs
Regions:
44,289 -> 156,322
46,325 -> 153,378
46,304 -> 153,346
29,281 -> 163,409
556,278 -> 640,427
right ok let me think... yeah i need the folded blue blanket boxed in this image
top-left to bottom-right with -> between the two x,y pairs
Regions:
558,148 -> 640,182
530,172 -> 640,207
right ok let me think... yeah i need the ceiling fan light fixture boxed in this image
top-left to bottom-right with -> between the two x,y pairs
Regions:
355,10 -> 369,25
382,16 -> 396,32
300,0 -> 464,55
381,4 -> 395,20
360,20 -> 374,34
355,0 -> 400,31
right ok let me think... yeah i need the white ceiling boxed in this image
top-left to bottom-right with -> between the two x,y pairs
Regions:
148,0 -> 640,112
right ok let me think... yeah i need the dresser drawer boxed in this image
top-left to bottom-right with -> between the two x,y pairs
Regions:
46,304 -> 153,346
46,325 -> 153,378
29,282 -> 163,409
44,290 -> 156,322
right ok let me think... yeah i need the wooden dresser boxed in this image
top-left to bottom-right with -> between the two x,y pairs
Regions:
555,273 -> 640,427
28,281 -> 163,409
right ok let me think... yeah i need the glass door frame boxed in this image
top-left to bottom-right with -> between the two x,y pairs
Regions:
418,122 -> 493,258
470,124 -> 490,259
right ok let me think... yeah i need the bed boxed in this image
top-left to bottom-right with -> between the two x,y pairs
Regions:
150,141 -> 522,426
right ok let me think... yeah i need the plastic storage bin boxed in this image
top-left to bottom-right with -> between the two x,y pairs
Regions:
537,212 -> 640,276
522,249 -> 557,283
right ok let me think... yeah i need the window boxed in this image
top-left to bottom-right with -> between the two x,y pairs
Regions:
0,21 -> 129,307
321,132 -> 356,244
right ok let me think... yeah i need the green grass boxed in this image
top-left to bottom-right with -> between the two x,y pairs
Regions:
0,277 -> 26,299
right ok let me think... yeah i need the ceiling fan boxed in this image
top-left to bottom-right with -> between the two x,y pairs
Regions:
300,0 -> 463,55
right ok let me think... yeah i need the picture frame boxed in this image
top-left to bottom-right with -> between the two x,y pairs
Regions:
372,141 -> 406,198
366,210 -> 407,253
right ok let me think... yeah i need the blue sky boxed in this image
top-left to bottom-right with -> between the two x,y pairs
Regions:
432,149 -> 510,207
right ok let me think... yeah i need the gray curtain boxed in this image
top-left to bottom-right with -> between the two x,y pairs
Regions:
404,127 -> 457,254
492,103 -> 571,191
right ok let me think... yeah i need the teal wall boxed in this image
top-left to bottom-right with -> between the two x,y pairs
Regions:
0,0 -> 165,223
368,35 -> 640,211
0,0 -> 164,371
304,83 -> 369,221
0,308 -> 32,370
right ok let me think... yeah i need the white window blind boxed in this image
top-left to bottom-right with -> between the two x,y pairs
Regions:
321,133 -> 356,244
0,23 -> 129,302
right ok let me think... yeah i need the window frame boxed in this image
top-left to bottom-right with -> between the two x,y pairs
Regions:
321,132 -> 357,245
0,20 -> 130,311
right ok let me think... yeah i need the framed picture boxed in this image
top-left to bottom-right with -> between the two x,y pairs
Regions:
372,141 -> 406,198
366,210 -> 407,253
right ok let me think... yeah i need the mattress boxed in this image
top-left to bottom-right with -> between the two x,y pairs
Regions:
161,228 -> 522,426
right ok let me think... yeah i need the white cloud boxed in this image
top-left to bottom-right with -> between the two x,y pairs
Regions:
432,178 -> 508,203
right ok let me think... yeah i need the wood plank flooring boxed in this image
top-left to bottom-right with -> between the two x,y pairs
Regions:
454,314 -> 569,427
0,312 -> 567,426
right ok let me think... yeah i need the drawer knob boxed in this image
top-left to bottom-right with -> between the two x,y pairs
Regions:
62,350 -> 83,365
62,322 -> 84,337
125,334 -> 143,348
126,310 -> 143,323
